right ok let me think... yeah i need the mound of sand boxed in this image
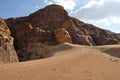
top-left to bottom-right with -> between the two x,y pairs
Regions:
0,43 -> 120,80
94,45 -> 120,58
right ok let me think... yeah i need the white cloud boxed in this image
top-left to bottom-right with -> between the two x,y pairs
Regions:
93,17 -> 120,26
35,6 -> 39,9
111,17 -> 120,24
44,0 -> 76,11
82,18 -> 120,33
53,0 -> 76,11
44,0 -> 53,5
72,0 -> 120,25
82,0 -> 105,8
96,18 -> 111,26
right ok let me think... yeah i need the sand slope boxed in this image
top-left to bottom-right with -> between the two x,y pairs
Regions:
0,43 -> 120,80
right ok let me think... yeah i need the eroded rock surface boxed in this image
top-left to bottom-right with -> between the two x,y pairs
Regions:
0,18 -> 18,63
12,23 -> 55,61
54,28 -> 72,43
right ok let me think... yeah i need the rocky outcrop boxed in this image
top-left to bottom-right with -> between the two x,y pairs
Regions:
4,4 -> 120,61
54,28 -> 72,43
0,18 -> 18,63
12,22 -> 55,61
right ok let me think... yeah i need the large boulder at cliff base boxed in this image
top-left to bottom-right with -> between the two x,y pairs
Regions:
0,18 -> 18,64
54,28 -> 72,43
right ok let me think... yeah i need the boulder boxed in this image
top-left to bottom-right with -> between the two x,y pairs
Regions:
54,28 -> 72,43
0,18 -> 18,64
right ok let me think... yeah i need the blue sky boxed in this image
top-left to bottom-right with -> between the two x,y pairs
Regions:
0,0 -> 120,33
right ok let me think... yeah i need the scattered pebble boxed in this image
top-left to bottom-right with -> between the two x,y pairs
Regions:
109,58 -> 119,62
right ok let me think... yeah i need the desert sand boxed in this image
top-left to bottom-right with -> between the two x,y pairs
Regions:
0,43 -> 120,80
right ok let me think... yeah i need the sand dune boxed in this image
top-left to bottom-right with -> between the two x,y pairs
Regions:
94,45 -> 120,58
0,43 -> 120,80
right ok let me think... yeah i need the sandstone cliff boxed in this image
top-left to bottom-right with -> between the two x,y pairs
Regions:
0,18 -> 18,63
5,4 -> 120,61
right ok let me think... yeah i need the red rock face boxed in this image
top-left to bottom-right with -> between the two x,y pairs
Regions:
12,23 -> 55,61
29,5 -> 68,31
0,18 -> 18,63
4,4 -> 120,61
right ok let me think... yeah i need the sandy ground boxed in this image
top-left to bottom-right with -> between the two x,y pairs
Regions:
0,43 -> 120,80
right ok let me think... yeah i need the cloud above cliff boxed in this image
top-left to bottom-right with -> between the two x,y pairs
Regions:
0,0 -> 119,32
72,0 -> 120,26
44,0 -> 120,25
42,0 -> 120,32
44,0 -> 76,11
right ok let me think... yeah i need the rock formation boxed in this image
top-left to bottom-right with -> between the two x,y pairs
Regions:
54,28 -> 72,43
4,4 -> 120,61
10,22 -> 55,61
0,18 -> 18,63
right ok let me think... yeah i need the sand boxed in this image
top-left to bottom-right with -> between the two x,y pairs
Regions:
0,43 -> 120,80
